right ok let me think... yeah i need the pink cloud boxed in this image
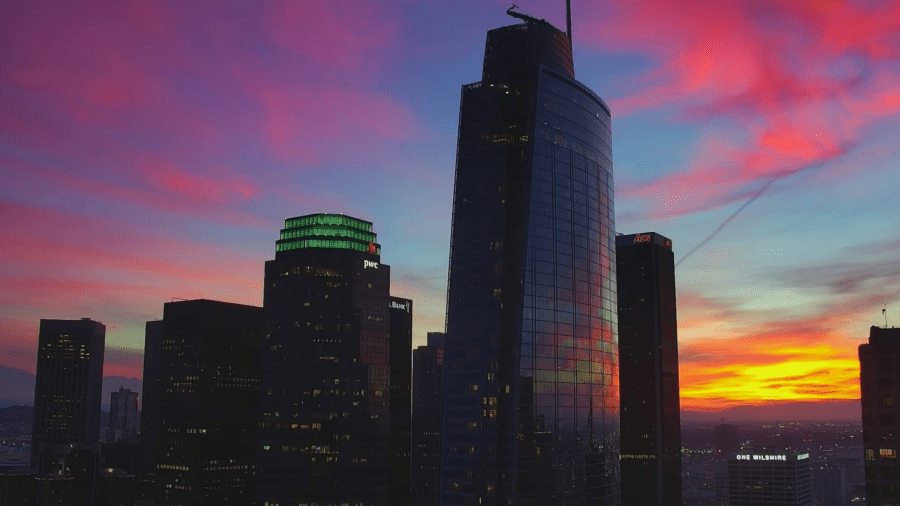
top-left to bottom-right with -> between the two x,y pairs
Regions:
1,155 -> 266,228
3,0 -> 180,120
0,0 -> 221,164
0,202 -> 264,295
144,160 -> 259,204
104,348 -> 145,379
256,85 -> 422,164
268,0 -> 399,68
580,0 -> 900,218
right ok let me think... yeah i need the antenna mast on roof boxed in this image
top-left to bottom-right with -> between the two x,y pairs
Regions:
566,0 -> 572,44
506,4 -> 545,24
885,305 -> 889,328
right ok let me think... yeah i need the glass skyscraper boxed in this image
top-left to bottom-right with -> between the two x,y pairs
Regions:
439,12 -> 619,506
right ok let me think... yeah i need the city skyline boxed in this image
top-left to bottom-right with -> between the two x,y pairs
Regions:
2,0 -> 900,411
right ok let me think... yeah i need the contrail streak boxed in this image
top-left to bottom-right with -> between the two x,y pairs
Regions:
675,177 -> 779,268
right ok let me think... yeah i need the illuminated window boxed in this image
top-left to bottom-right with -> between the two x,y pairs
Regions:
867,449 -> 876,461
881,449 -> 897,459
885,396 -> 895,407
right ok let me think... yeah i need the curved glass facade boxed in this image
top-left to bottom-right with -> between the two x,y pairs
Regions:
440,18 -> 619,506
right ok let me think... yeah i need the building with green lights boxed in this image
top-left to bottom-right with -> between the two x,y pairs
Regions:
255,213 -> 411,506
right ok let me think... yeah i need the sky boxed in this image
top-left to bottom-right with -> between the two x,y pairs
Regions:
1,0 -> 899,411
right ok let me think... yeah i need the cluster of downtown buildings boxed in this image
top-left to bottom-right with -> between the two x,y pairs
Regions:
2,10 -> 899,506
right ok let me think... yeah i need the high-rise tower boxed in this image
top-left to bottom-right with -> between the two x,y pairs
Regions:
725,450 -> 811,505
389,296 -> 413,506
439,8 -> 619,505
107,387 -> 139,443
31,318 -> 106,463
255,213 -> 411,506
859,325 -> 900,505
30,318 -> 106,505
412,332 -> 446,506
144,299 -> 263,506
616,232 -> 682,506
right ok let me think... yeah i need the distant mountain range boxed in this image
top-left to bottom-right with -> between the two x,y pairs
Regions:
682,399 -> 862,422
0,365 -> 142,411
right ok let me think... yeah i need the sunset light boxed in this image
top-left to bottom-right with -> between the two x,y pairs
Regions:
2,0 -> 899,417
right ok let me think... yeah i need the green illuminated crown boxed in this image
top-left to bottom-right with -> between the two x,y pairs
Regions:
275,213 -> 381,255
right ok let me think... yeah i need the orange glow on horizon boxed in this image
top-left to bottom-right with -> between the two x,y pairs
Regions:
676,318 -> 862,410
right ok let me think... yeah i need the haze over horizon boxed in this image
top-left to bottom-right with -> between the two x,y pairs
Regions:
2,0 -> 899,410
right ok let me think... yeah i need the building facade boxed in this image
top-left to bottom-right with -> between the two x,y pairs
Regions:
724,451 -> 811,506
412,332 -> 446,506
389,296 -> 413,506
255,213 -> 410,506
859,326 -> 900,505
107,387 -> 139,443
31,318 -> 106,467
715,424 -> 740,460
439,11 -> 619,506
616,232 -> 682,506
144,299 -> 264,506
139,320 -> 162,475
31,318 -> 106,506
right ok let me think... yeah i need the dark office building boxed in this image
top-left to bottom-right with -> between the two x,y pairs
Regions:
715,423 -> 740,459
256,213 -> 411,506
389,296 -> 413,506
724,450 -> 811,506
143,299 -> 263,506
859,326 -> 900,505
30,318 -> 105,506
14,444 -> 103,506
98,469 -> 137,506
139,320 -> 162,474
616,232 -> 682,506
0,471 -> 37,506
101,439 -> 140,475
107,387 -> 139,443
439,8 -> 619,506
412,332 -> 446,506
31,318 -> 106,466
812,462 -> 847,506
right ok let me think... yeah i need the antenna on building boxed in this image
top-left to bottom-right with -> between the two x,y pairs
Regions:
566,0 -> 572,44
506,4 -> 545,24
885,305 -> 889,328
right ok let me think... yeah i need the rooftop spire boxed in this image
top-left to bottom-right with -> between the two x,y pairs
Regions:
566,0 -> 572,44
505,4 -> 545,24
